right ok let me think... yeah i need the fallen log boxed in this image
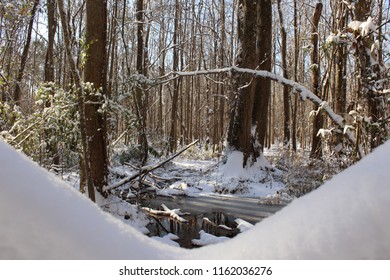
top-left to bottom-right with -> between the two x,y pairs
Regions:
142,204 -> 189,223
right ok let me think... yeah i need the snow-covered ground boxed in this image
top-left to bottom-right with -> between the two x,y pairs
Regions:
134,150 -> 285,199
1,139 -> 390,259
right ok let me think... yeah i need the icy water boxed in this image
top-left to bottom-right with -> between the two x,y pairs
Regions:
134,196 -> 284,248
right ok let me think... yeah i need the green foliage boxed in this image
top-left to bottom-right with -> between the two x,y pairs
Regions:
0,83 -> 80,169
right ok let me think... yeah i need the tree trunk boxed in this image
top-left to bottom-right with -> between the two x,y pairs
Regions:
252,0 -> 272,156
291,0 -> 299,151
45,0 -> 57,84
227,0 -> 258,166
13,0 -> 39,106
219,0 -> 227,147
310,3 -> 323,159
57,0 -> 95,201
84,0 -> 109,196
333,0 -> 348,147
353,0 -> 383,150
135,0 -> 148,165
276,0 -> 290,147
44,0 -> 59,168
168,0 -> 181,153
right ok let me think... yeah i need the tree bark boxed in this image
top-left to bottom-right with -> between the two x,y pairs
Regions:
57,0 -> 95,201
84,0 -> 109,196
291,0 -> 299,151
44,0 -> 59,168
168,0 -> 181,153
252,0 -> 272,156
309,3 -> 323,159
333,0 -> 348,147
276,0 -> 290,147
227,0 -> 258,166
135,0 -> 148,165
13,0 -> 39,106
45,0 -> 57,84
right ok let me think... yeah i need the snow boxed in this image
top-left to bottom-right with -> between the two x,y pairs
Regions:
348,17 -> 377,37
191,230 -> 230,246
0,140 -> 178,260
222,151 -> 269,179
151,233 -> 180,247
235,218 -> 254,232
326,33 -> 340,44
217,150 -> 285,197
1,139 -> 390,259
360,17 -> 376,36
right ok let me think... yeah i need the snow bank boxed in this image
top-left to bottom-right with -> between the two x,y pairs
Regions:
0,140 -> 181,259
217,151 -> 285,197
1,139 -> 390,259
191,230 -> 230,246
190,142 -> 390,259
221,151 -> 272,180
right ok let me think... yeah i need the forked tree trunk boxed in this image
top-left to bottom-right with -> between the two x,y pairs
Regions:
57,0 -> 95,201
228,0 -> 272,166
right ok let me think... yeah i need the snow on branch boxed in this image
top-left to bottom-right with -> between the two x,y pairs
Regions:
158,66 -> 361,156
142,204 -> 188,223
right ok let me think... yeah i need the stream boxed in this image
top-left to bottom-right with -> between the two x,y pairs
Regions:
131,195 -> 284,248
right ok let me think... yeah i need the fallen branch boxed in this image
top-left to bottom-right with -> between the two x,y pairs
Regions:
104,139 -> 199,192
142,204 -> 189,223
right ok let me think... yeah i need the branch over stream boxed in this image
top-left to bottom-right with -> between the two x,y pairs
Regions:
105,139 -> 199,192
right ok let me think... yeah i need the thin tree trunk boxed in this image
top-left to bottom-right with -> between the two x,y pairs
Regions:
219,0 -> 226,148
277,0 -> 290,147
168,0 -> 181,153
45,0 -> 57,84
310,3 -> 323,159
333,0 -> 348,147
135,0 -> 148,165
291,0 -> 299,151
13,0 -> 39,105
58,0 -> 95,201
45,0 -> 59,168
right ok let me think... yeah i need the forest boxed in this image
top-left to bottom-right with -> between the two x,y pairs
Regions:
0,0 -> 389,246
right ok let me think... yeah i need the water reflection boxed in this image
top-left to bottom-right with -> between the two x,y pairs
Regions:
131,196 -> 284,248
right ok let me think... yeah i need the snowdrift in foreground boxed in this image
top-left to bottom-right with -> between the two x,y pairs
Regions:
1,139 -> 390,259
